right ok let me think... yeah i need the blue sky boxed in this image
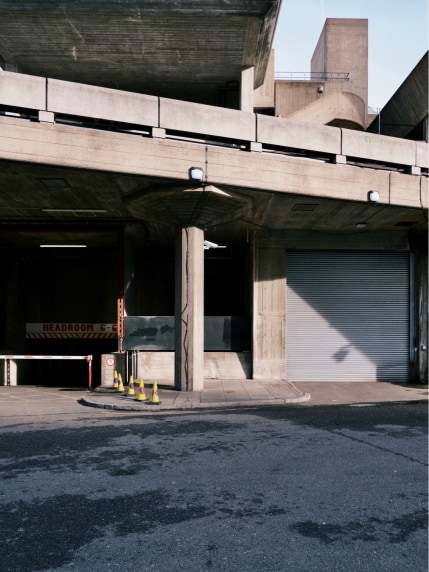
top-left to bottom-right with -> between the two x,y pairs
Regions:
273,0 -> 428,109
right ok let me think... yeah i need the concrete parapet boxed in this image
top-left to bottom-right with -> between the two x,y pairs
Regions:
0,71 -> 46,110
47,79 -> 159,126
282,91 -> 366,130
342,129 -> 417,167
257,115 -> 341,155
160,97 -> 256,141
389,172 -> 425,209
416,141 -> 429,169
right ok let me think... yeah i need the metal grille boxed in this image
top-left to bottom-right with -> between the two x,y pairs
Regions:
286,251 -> 410,382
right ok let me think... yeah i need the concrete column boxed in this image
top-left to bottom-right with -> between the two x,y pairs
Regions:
417,243 -> 428,383
252,239 -> 286,380
240,67 -> 254,112
174,226 -> 204,391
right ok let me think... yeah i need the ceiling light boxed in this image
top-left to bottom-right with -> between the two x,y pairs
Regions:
37,178 -> 70,188
292,203 -> 318,212
40,244 -> 87,248
42,209 -> 107,213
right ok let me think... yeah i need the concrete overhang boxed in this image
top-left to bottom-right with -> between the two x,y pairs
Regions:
368,52 -> 428,139
0,0 -> 281,105
0,114 -> 426,250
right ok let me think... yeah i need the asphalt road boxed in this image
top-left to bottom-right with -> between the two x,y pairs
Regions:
0,400 -> 427,572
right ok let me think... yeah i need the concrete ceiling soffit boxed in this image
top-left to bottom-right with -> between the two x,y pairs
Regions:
0,1 -> 281,92
0,1 -> 278,15
123,183 -> 253,229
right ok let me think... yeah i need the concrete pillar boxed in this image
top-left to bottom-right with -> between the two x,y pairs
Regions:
252,238 -> 286,380
240,67 -> 254,112
417,243 -> 428,383
174,227 -> 204,391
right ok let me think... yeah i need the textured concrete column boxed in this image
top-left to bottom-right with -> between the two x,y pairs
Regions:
252,239 -> 287,380
240,66 -> 254,112
174,226 -> 204,391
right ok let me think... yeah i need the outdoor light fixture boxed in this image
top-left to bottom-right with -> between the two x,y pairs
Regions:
356,223 -> 367,229
204,240 -> 226,250
368,190 -> 380,203
189,167 -> 204,182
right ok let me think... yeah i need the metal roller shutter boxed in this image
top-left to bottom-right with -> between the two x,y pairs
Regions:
286,251 -> 410,382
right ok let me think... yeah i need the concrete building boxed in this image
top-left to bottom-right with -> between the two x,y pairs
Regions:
0,2 -> 427,388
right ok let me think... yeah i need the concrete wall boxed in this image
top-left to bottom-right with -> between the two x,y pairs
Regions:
311,19 -> 368,109
100,351 -> 252,385
281,91 -> 367,130
254,49 -> 275,109
252,240 -> 286,380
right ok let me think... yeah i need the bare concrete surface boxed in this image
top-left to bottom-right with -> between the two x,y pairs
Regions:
0,381 -> 427,419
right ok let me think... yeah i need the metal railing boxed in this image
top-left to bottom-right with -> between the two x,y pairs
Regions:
0,354 -> 93,389
274,71 -> 349,81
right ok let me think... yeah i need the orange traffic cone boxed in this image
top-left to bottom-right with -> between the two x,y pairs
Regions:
136,379 -> 147,402
113,370 -> 119,389
117,373 -> 124,392
127,376 -> 135,396
149,381 -> 160,405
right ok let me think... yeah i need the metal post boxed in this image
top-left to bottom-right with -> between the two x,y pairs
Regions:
6,358 -> 10,387
87,355 -> 92,390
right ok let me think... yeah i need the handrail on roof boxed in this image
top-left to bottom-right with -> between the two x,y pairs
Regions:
274,71 -> 349,81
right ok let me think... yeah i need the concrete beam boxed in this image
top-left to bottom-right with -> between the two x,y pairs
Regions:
257,115 -> 341,155
0,116 -> 425,210
342,129 -> 417,167
48,79 -> 159,127
159,97 -> 256,141
416,141 -> 429,169
390,172 -> 428,209
0,71 -> 46,110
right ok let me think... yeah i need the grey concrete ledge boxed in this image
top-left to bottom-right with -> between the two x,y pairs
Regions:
81,390 -> 311,412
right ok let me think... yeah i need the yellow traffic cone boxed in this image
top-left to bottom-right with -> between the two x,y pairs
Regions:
117,373 -> 124,392
136,379 -> 147,402
127,376 -> 135,396
149,381 -> 160,405
113,370 -> 119,389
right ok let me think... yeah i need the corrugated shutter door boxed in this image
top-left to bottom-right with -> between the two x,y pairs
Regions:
286,251 -> 410,382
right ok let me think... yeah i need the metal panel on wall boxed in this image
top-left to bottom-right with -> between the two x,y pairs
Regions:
123,316 -> 251,351
286,251 -> 410,382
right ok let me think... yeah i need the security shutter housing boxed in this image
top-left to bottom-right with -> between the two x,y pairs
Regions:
286,251 -> 410,382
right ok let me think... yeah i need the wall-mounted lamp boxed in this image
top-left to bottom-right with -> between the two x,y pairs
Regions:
204,240 -> 226,250
368,190 -> 379,203
189,167 -> 204,182
318,85 -> 324,93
